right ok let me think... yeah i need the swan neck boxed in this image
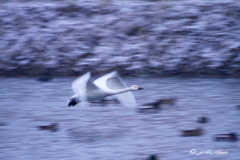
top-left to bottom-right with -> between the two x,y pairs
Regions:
108,87 -> 131,95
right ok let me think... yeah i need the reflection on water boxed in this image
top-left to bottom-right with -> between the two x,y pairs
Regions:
0,77 -> 239,160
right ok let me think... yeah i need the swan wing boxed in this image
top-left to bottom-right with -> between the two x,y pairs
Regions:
72,72 -> 106,103
93,71 -> 119,91
94,71 -> 137,108
72,72 -> 91,94
71,72 -> 91,104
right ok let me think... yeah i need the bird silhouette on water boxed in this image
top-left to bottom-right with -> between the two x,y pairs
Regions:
38,123 -> 58,132
140,98 -> 176,108
181,128 -> 203,137
215,133 -> 238,142
157,98 -> 176,105
137,101 -> 162,113
196,117 -> 208,124
147,155 -> 159,160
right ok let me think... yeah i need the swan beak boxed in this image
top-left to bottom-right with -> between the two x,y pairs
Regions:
138,87 -> 144,90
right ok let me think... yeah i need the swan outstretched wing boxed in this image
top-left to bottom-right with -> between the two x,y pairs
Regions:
72,72 -> 91,94
94,71 -> 137,108
93,71 -> 119,91
72,72 -> 105,103
71,72 -> 91,104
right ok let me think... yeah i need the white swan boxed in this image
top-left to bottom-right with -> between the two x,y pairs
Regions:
68,71 -> 143,108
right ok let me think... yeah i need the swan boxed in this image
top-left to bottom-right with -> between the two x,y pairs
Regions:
68,71 -> 143,108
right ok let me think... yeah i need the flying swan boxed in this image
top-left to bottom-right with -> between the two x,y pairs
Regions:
68,71 -> 143,108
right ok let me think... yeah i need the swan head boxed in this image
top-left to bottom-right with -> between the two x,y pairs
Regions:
68,96 -> 80,107
130,85 -> 144,91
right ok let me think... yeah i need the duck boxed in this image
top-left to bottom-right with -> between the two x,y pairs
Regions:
0,122 -> 8,126
157,98 -> 176,105
142,101 -> 162,108
147,155 -> 159,160
68,71 -> 143,108
38,123 -> 58,132
141,98 -> 175,107
196,117 -> 208,124
38,76 -> 52,82
236,105 -> 240,110
137,101 -> 162,113
37,69 -> 54,82
215,133 -> 238,142
181,128 -> 203,137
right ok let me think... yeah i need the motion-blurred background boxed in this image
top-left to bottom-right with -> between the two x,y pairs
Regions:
0,0 -> 239,160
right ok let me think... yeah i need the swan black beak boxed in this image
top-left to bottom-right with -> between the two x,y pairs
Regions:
138,87 -> 144,90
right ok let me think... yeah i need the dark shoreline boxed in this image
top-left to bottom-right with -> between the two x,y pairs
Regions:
1,0 -> 240,77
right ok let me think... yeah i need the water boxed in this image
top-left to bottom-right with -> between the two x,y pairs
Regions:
0,76 -> 239,160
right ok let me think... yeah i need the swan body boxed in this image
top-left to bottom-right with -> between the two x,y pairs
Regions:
68,71 -> 143,107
